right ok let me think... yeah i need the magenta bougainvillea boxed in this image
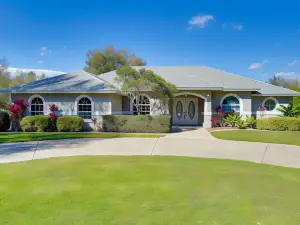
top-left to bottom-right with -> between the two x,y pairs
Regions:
49,104 -> 58,112
49,112 -> 57,121
8,98 -> 29,131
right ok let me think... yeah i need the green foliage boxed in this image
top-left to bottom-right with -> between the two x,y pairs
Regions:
21,115 -> 53,132
245,115 -> 256,128
83,46 -> 146,75
103,115 -> 171,133
56,116 -> 84,132
256,117 -> 300,131
236,120 -> 247,129
113,66 -> 176,115
277,102 -> 300,117
268,75 -> 300,108
0,111 -> 10,131
224,112 -> 243,127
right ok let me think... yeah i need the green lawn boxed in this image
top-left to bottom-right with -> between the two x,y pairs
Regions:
0,132 -> 163,143
211,130 -> 300,146
1,156 -> 300,224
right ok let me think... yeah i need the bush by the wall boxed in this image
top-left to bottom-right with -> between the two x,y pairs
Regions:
0,111 -> 10,132
103,115 -> 171,133
56,116 -> 84,132
21,115 -> 53,132
256,117 -> 300,131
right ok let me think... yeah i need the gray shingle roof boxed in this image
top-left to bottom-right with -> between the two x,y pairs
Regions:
0,70 -> 116,94
1,66 -> 299,96
100,66 -> 300,96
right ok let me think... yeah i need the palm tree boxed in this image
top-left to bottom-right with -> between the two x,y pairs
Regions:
277,102 -> 300,117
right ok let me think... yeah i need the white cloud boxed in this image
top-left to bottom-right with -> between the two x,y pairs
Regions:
40,46 -> 47,56
188,15 -> 215,29
37,60 -> 43,64
275,72 -> 298,77
233,25 -> 243,31
7,67 -> 65,77
288,60 -> 298,66
248,60 -> 268,70
223,23 -> 243,31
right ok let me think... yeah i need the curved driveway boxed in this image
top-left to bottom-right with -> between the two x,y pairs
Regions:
1,130 -> 300,168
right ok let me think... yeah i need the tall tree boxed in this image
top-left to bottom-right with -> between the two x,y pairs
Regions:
268,75 -> 300,106
0,58 -> 11,109
112,66 -> 176,115
84,46 -> 146,75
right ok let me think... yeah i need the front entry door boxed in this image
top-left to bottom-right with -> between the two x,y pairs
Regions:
173,98 -> 198,125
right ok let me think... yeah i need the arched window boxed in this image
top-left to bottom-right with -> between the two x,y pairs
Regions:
78,97 -> 92,119
263,97 -> 277,111
30,97 -> 44,115
221,95 -> 240,113
133,95 -> 151,115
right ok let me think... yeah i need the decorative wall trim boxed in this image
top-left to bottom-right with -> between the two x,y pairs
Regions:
28,95 -> 46,115
220,93 -> 244,114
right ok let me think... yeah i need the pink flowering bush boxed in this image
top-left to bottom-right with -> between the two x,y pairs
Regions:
92,117 -> 97,131
212,105 -> 226,127
8,98 -> 29,131
48,104 -> 59,131
49,104 -> 58,112
259,106 -> 267,118
49,112 -> 57,121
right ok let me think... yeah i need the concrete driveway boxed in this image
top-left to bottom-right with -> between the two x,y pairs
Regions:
1,134 -> 300,168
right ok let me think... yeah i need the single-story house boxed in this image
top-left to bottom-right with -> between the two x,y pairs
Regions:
1,66 -> 300,129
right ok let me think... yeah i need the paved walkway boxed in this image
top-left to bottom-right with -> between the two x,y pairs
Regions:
1,128 -> 300,168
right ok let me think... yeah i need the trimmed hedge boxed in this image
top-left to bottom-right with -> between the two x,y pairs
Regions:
103,115 -> 171,133
57,116 -> 84,132
0,111 -> 10,132
21,115 -> 54,132
256,117 -> 300,131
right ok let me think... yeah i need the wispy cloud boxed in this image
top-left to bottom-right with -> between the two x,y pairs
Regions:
223,23 -> 243,31
7,67 -> 65,77
288,60 -> 298,66
188,15 -> 215,30
40,46 -> 47,56
275,72 -> 299,77
233,25 -> 243,31
37,60 -> 43,64
248,60 -> 268,70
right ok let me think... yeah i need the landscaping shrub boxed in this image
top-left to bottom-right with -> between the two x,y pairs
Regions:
0,111 -> 10,131
56,116 -> 84,132
103,115 -> 171,133
21,115 -> 53,132
256,117 -> 300,131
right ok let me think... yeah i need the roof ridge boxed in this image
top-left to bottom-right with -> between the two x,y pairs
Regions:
81,70 -> 114,87
202,66 -> 299,93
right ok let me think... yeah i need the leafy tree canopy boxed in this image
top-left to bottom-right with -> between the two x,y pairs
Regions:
112,66 -> 176,115
268,75 -> 300,106
83,46 -> 146,75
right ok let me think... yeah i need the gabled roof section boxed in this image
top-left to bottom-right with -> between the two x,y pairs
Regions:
100,66 -> 300,96
0,70 -> 117,94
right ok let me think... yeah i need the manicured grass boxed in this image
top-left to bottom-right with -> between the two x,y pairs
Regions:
0,156 -> 300,224
211,130 -> 300,146
0,132 -> 164,143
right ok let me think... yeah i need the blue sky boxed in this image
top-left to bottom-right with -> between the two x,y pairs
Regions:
1,0 -> 300,81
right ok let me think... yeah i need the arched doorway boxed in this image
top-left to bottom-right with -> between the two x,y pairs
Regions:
173,92 -> 207,126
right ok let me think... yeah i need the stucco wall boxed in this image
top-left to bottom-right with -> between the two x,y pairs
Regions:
252,96 -> 292,118
11,93 -> 118,116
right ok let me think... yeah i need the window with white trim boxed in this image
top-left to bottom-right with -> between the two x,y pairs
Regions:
133,95 -> 151,115
263,98 -> 276,111
78,97 -> 92,119
222,95 -> 240,113
30,97 -> 44,115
